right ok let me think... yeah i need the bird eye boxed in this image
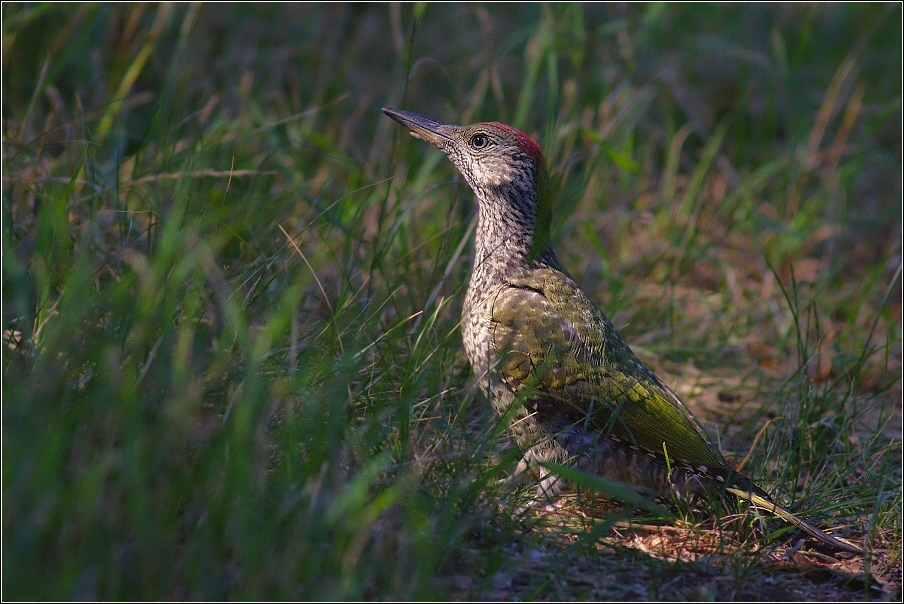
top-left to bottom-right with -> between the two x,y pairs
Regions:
469,133 -> 489,149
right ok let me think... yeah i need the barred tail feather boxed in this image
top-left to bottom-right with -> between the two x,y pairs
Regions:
726,487 -> 863,554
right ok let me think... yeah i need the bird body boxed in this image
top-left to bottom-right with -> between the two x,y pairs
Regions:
383,107 -> 862,554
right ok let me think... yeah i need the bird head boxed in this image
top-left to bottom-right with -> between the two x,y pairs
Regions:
383,107 -> 552,259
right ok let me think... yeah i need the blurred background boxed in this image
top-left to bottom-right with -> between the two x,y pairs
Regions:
3,3 -> 901,600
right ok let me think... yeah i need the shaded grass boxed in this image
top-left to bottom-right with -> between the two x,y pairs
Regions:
3,3 -> 901,600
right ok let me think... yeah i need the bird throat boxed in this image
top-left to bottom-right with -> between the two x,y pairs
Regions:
472,179 -> 553,285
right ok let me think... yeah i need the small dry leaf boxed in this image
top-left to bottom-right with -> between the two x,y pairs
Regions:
4,330 -> 23,351
806,354 -> 833,381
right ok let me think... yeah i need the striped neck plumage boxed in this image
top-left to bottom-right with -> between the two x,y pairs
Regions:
470,165 -> 555,281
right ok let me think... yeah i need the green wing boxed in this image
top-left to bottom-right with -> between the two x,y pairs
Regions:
488,266 -> 864,555
491,267 -> 725,470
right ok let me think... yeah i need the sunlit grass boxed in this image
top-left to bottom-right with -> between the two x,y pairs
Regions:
3,3 -> 900,600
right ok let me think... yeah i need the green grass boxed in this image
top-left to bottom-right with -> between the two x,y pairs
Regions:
3,3 -> 901,600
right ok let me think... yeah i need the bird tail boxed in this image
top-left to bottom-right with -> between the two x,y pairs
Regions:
726,485 -> 863,554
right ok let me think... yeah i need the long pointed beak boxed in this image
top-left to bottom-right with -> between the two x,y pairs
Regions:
382,107 -> 456,148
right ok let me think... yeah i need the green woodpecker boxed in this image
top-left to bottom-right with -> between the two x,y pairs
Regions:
383,107 -> 862,555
